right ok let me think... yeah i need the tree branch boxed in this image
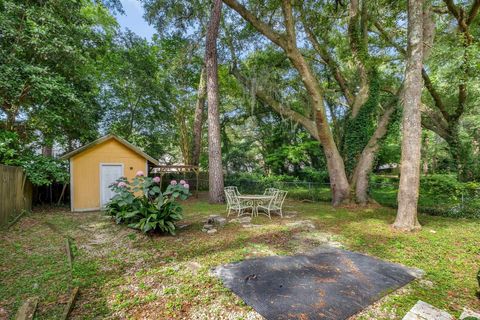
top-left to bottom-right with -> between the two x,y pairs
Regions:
222,0 -> 287,48
348,0 -> 369,117
467,0 -> 480,25
444,0 -> 460,20
374,20 -> 450,121
231,67 -> 319,140
302,20 -> 354,107
281,0 -> 296,47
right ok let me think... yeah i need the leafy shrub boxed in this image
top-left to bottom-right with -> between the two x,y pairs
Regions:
225,171 -> 330,194
1,131 -> 69,185
106,173 -> 190,234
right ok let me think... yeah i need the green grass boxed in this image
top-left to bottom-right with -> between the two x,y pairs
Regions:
0,196 -> 479,319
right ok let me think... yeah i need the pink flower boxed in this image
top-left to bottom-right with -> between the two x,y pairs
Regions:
153,176 -> 161,183
170,180 -> 177,185
183,183 -> 190,190
179,179 -> 186,185
136,170 -> 144,177
118,182 -> 127,188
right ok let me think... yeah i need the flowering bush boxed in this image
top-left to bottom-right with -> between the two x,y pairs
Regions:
106,176 -> 190,235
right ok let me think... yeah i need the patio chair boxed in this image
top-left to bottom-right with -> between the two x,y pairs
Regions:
225,186 -> 241,196
224,186 -> 241,214
258,190 -> 288,218
224,188 -> 252,217
264,187 -> 279,196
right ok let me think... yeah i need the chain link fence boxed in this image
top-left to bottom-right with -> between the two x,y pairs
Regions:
160,172 -> 480,219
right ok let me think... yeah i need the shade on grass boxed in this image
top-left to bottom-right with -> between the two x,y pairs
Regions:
214,247 -> 421,320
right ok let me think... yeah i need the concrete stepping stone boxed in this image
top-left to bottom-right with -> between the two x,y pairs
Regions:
460,308 -> 480,319
402,301 -> 454,320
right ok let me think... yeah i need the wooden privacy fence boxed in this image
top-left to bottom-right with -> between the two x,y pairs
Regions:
0,164 -> 33,226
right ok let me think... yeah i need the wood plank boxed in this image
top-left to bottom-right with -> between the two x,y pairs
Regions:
14,297 -> 39,320
62,287 -> 79,320
0,165 -> 33,227
65,238 -> 73,270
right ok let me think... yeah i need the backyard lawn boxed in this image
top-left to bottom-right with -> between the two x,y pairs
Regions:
1,195 -> 479,319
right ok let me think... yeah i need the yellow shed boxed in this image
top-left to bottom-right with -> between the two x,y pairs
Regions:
61,134 -> 159,212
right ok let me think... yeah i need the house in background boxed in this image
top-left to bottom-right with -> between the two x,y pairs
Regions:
61,134 -> 158,212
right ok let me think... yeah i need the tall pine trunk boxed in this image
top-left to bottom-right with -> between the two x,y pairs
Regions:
393,0 -> 424,231
205,0 -> 225,203
192,67 -> 207,166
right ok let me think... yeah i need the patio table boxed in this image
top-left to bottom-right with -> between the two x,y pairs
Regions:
237,194 -> 274,217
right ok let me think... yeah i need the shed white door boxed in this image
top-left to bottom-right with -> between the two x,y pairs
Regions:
100,164 -> 123,208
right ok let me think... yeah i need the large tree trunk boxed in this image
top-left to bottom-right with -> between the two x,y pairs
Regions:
176,110 -> 192,164
351,104 -> 397,205
205,0 -> 225,203
222,0 -> 351,206
393,0 -> 424,231
192,67 -> 207,166
446,126 -> 471,181
286,51 -> 350,206
321,130 -> 350,206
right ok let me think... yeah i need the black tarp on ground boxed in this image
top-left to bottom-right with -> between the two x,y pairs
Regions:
213,247 -> 420,320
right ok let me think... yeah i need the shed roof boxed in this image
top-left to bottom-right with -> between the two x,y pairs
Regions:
60,134 -> 159,165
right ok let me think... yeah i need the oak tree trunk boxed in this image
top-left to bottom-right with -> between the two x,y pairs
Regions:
192,67 -> 207,166
322,136 -> 350,206
352,104 -> 396,205
286,51 -> 350,206
205,0 -> 225,203
393,0 -> 424,231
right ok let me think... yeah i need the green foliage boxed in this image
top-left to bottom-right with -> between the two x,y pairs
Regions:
100,31 -> 179,159
106,175 -> 190,234
0,131 -> 20,164
0,131 -> 68,185
370,174 -> 480,219
342,70 -> 381,175
21,155 -> 69,186
0,0 -> 116,145
226,171 -> 329,195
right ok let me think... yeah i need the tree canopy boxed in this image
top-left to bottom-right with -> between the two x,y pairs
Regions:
1,0 -> 479,213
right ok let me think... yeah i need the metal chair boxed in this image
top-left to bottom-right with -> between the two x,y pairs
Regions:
264,187 -> 279,196
258,190 -> 288,218
224,188 -> 252,217
225,186 -> 241,196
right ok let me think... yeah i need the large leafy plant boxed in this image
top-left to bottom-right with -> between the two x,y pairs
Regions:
106,173 -> 190,234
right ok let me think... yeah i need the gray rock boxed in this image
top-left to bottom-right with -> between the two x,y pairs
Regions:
286,220 -> 316,230
238,216 -> 252,224
242,223 -> 261,229
402,301 -> 454,320
203,224 -> 214,230
460,308 -> 480,320
207,228 -> 217,234
205,215 -> 227,226
213,217 -> 227,226
228,216 -> 254,224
